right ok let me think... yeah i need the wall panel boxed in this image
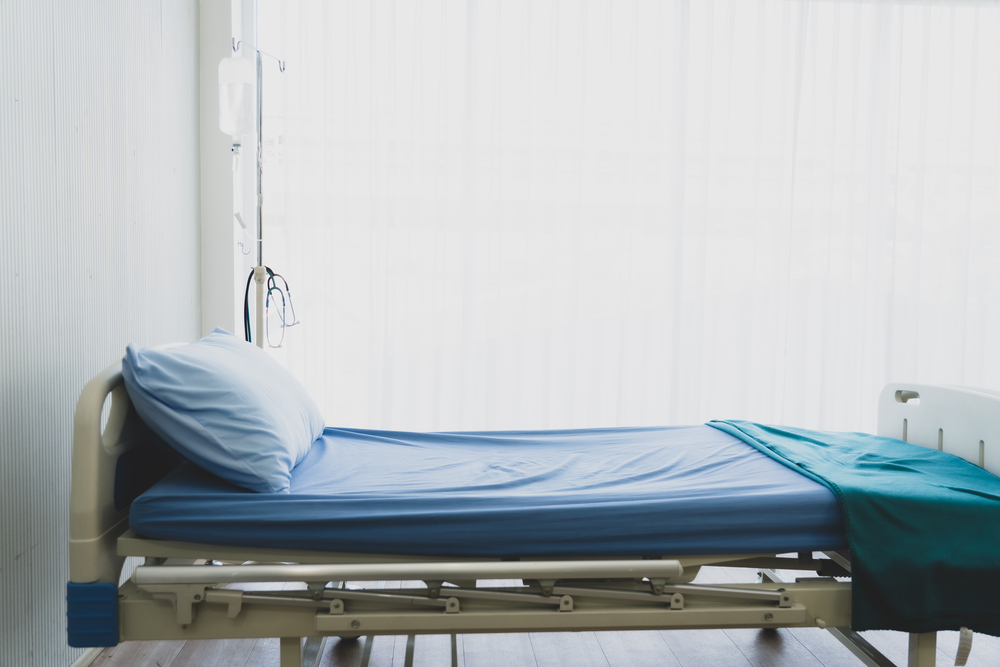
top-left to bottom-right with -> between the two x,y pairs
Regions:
0,1 -> 200,664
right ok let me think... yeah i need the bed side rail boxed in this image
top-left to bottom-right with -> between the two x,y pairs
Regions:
70,361 -> 149,584
878,382 -> 1000,477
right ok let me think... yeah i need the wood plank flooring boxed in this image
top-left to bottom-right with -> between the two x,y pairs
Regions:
92,566 -> 1000,667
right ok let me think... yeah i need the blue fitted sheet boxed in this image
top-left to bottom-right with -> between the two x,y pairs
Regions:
129,425 -> 846,556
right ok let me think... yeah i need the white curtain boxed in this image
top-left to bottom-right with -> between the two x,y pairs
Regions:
257,0 -> 1000,434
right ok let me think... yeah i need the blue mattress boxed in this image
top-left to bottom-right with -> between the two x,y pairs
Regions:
129,425 -> 846,556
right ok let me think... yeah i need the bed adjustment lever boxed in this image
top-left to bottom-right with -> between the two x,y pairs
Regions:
139,584 -> 210,626
307,581 -> 330,600
649,578 -> 668,595
777,589 -> 792,608
536,580 -> 557,597
320,589 -> 461,614
423,580 -> 444,598
204,589 -> 244,618
442,587 -> 574,610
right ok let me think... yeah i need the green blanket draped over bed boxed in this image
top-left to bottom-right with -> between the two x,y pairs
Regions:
709,420 -> 1000,636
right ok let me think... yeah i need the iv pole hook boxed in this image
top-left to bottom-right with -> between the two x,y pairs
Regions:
233,39 -> 285,72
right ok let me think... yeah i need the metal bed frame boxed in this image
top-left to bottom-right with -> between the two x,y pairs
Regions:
69,361 -> 1000,667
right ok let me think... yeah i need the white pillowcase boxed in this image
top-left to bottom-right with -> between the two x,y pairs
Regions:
122,328 -> 325,493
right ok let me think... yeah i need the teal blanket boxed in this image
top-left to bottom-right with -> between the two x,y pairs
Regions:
709,420 -> 1000,636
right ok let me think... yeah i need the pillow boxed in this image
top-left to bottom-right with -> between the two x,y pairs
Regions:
121,328 -> 325,493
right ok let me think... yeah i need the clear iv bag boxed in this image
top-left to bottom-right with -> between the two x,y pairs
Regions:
219,56 -> 256,136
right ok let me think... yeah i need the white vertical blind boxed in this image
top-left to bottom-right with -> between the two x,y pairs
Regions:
259,0 -> 1000,433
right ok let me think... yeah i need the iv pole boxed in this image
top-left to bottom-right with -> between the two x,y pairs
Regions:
233,39 -> 284,348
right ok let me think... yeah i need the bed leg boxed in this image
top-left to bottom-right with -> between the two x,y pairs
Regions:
907,632 -> 936,667
280,637 -> 303,667
279,636 -> 326,667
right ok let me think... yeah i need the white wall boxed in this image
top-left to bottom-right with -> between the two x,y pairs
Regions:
0,1 -> 201,665
200,0 -> 241,336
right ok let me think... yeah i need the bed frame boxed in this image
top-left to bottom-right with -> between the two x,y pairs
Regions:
69,363 -> 1000,667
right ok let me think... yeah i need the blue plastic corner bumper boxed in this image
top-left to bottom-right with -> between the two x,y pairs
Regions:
67,582 -> 119,647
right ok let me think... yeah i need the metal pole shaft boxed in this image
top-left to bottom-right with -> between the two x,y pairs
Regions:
256,49 -> 263,268
254,50 -> 265,348
254,266 -> 265,348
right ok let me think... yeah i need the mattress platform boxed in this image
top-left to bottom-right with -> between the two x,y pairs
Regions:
129,424 -> 846,557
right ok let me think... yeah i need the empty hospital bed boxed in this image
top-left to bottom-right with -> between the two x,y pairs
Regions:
67,331 -> 1000,667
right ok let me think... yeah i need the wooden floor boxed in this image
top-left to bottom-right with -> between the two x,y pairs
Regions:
93,566 -> 1000,667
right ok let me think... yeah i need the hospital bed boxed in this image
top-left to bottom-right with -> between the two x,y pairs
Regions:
67,348 -> 1000,667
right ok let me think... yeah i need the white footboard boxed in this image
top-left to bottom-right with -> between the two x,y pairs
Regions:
878,382 -> 1000,476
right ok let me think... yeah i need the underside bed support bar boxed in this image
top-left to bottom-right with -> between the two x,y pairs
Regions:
132,559 -> 684,586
